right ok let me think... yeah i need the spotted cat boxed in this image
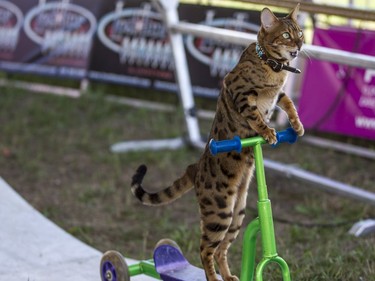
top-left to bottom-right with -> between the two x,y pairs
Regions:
131,4 -> 304,281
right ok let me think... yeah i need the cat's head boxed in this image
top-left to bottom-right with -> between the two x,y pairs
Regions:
258,4 -> 304,62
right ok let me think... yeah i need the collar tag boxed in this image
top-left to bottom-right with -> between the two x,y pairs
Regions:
256,42 -> 301,74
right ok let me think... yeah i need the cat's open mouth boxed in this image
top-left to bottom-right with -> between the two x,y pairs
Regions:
290,51 -> 298,58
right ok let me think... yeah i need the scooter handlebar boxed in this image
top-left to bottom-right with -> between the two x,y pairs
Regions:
209,135 -> 242,156
209,128 -> 298,156
275,127 -> 298,145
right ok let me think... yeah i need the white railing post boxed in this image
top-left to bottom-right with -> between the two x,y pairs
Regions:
111,0 -> 205,153
155,0 -> 204,148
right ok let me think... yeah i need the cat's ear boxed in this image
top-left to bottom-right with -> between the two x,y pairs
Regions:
288,3 -> 300,21
261,8 -> 278,31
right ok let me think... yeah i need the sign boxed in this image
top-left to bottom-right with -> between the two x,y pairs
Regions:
0,0 -> 100,79
89,1 -> 268,97
0,0 -> 23,60
298,27 -> 375,140
0,1 -> 281,99
89,0 -> 174,89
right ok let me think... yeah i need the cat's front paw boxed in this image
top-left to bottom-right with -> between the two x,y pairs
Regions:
261,127 -> 277,144
225,275 -> 239,281
292,120 -> 304,137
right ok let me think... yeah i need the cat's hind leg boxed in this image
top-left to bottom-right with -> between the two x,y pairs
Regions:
198,187 -> 235,280
214,170 -> 253,281
200,226 -> 226,281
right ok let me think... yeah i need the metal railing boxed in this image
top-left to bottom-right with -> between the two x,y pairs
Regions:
171,21 -> 375,69
154,0 -> 375,208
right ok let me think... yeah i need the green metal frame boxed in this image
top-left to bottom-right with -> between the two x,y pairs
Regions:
239,137 -> 291,281
128,259 -> 161,279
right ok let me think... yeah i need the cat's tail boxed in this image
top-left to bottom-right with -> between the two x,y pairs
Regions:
131,163 -> 198,206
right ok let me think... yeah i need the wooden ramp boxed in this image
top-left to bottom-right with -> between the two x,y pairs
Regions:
0,177 -> 158,281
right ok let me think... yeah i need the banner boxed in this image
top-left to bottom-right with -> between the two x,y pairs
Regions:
0,0 -> 280,98
298,27 -> 375,140
0,0 -> 23,61
89,0 -> 174,89
0,0 -> 100,79
88,1 -> 264,97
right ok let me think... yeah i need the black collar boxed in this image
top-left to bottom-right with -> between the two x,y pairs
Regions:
256,42 -> 301,74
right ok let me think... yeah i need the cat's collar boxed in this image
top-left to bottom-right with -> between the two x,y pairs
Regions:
256,42 -> 301,74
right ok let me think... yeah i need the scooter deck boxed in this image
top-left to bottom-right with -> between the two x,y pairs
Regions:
153,245 -> 223,281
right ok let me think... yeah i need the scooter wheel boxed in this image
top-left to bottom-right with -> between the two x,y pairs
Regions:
100,250 -> 130,281
154,238 -> 182,253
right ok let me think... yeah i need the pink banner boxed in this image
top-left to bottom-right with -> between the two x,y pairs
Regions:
298,27 -> 375,140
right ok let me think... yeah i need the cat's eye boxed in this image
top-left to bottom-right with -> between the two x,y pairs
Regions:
298,31 -> 303,38
282,32 -> 291,39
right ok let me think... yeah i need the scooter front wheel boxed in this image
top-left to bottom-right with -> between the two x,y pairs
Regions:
100,250 -> 130,281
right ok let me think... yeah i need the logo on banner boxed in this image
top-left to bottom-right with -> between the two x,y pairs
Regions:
23,1 -> 96,62
356,69 -> 375,130
97,2 -> 173,71
186,11 -> 259,77
335,66 -> 375,131
0,0 -> 23,58
360,69 -> 375,110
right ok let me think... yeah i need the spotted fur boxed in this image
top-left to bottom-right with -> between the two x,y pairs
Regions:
131,5 -> 304,281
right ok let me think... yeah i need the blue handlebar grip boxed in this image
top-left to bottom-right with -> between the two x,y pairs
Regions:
275,127 -> 298,144
209,136 -> 242,156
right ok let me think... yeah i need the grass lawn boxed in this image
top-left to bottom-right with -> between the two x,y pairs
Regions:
0,85 -> 374,280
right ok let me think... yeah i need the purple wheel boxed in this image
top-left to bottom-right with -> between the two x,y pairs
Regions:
100,251 -> 130,281
154,238 -> 182,253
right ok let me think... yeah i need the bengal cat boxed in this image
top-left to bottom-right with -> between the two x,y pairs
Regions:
131,4 -> 304,281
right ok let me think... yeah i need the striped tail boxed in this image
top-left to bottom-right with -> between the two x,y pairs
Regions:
131,164 -> 197,206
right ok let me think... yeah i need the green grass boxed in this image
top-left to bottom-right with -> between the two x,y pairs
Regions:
0,85 -> 374,281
